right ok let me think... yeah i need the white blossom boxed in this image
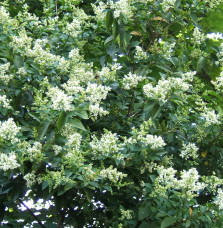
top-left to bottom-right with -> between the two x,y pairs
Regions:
212,71 -> 223,91
135,46 -> 147,60
24,171 -> 36,188
26,142 -> 42,162
0,152 -> 20,171
100,165 -> 127,184
10,30 -> 32,52
154,167 -> 206,200
180,142 -> 199,160
192,28 -> 206,45
47,87 -> 74,111
139,134 -> 166,149
66,132 -> 82,149
120,209 -> 133,220
89,103 -> 109,118
65,19 -> 81,38
90,130 -> 122,158
215,188 -> 223,210
91,2 -> 107,21
161,0 -> 176,12
62,79 -> 84,95
85,83 -> 111,103
204,0 -> 223,10
109,0 -> 133,18
122,72 -> 144,90
201,108 -> 220,127
143,79 -> 171,103
0,63 -> 13,84
52,145 -> 63,155
0,118 -> 21,143
17,67 -> 27,76
0,95 -> 11,109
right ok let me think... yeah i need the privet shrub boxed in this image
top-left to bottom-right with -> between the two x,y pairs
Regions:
0,0 -> 223,227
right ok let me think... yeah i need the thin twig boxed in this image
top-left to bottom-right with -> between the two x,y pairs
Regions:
55,0 -> 58,16
19,199 -> 46,228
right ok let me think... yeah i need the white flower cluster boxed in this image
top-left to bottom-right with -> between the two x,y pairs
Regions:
62,79 -> 84,95
26,142 -> 43,162
203,174 -> 223,192
70,62 -> 95,82
109,0 -> 133,18
97,64 -> 120,82
154,167 -> 206,200
143,79 -> 171,103
24,171 -> 36,188
140,134 -> 166,149
100,165 -> 127,184
192,28 -> 206,45
204,0 -> 223,10
0,6 -> 10,25
212,71 -> 223,91
162,41 -> 175,59
127,121 -> 166,149
17,67 -> 27,76
85,83 -> 111,117
161,0 -> 176,12
0,94 -> 11,109
214,188 -> 223,210
91,2 -> 107,21
143,72 -> 196,103
180,142 -> 199,160
0,118 -> 21,143
66,132 -> 82,149
10,30 -> 32,53
122,72 -> 145,90
90,130 -> 122,158
52,145 -> 63,155
26,39 -> 70,72
86,83 -> 111,103
81,164 -> 97,182
0,152 -> 20,171
135,46 -> 147,60
65,19 -> 81,38
120,209 -> 133,220
201,108 -> 220,127
69,48 -> 83,63
0,62 -> 13,84
89,104 -> 109,117
47,87 -> 74,111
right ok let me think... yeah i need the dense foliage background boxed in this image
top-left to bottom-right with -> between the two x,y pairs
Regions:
1,0 -> 223,227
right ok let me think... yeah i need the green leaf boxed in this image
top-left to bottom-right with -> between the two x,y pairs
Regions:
70,118 -> 86,131
57,111 -> 69,131
14,55 -> 23,70
197,56 -> 206,72
42,181 -> 48,190
106,11 -> 114,31
138,204 -> 151,220
139,221 -> 150,228
38,120 -> 51,141
84,188 -> 93,202
174,0 -> 181,9
105,35 -> 114,45
161,217 -> 177,228
190,13 -> 198,25
75,110 -> 89,119
185,220 -> 191,227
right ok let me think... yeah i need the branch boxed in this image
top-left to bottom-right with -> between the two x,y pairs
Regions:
58,210 -> 65,228
19,199 -> 46,228
55,0 -> 58,16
